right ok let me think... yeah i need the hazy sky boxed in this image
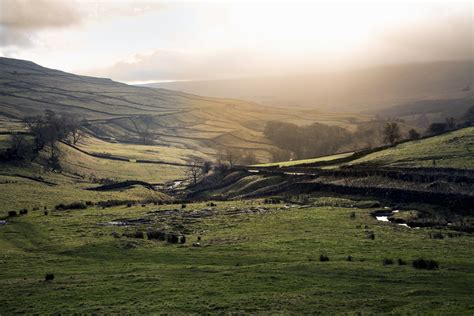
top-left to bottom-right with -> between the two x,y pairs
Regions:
0,0 -> 472,83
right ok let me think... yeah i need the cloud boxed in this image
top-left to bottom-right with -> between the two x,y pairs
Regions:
0,0 -> 81,47
0,0 -> 165,48
0,0 -> 80,29
383,7 -> 473,62
83,49 -> 293,83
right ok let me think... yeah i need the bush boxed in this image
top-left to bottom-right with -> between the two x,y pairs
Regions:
8,211 -> 17,217
398,258 -> 406,265
124,231 -> 144,239
367,231 -> 375,240
167,234 -> 179,244
44,211 -> 48,216
32,207 -> 39,211
181,204 -> 186,209
97,200 -> 132,208
55,202 -> 87,211
412,258 -> 439,270
180,235 -> 186,244
85,201 -> 93,206
147,230 -> 164,240
45,273 -> 54,281
347,255 -> 353,261
19,209 -> 28,215
319,254 -> 329,262
430,232 -> 444,239
383,258 -> 394,265
349,212 -> 356,219
127,202 -> 133,207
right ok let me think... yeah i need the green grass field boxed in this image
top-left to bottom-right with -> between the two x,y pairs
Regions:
347,127 -> 474,169
258,127 -> 474,170
0,198 -> 473,314
255,152 -> 354,167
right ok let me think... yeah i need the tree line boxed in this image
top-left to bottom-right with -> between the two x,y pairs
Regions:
264,106 -> 474,161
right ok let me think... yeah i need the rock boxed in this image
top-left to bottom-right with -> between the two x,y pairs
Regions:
192,242 -> 202,247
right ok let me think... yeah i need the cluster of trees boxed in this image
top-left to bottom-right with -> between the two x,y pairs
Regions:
4,110 -> 84,169
264,105 -> 474,162
264,121 -> 351,160
186,147 -> 259,185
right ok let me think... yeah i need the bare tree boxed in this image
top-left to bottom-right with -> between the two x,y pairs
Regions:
445,117 -> 456,130
139,116 -> 154,145
23,110 -> 70,169
201,161 -> 212,174
240,151 -> 258,165
186,159 -> 203,185
217,147 -> 239,167
270,148 -> 291,162
408,129 -> 420,140
382,122 -> 401,145
6,134 -> 30,159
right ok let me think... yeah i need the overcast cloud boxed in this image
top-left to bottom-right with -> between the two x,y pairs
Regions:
0,0 -> 472,82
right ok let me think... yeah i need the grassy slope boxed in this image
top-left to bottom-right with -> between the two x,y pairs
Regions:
0,137 -> 184,214
257,127 -> 474,170
347,127 -> 474,169
0,199 -> 473,314
256,152 -> 354,167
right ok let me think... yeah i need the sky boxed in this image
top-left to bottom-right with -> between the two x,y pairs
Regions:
0,0 -> 472,83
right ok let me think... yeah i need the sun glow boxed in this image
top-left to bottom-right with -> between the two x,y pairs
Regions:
218,1 -> 427,56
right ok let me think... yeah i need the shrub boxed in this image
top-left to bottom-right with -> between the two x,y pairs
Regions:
181,204 -> 187,209
167,234 -> 179,244
32,207 -> 39,211
398,259 -> 406,265
124,231 -> 144,239
19,209 -> 28,215
158,232 -> 167,241
44,211 -> 48,216
412,258 -> 439,270
45,273 -> 54,281
319,254 -> 329,262
430,232 -> 444,239
349,212 -> 356,219
8,211 -> 17,217
383,258 -> 394,265
97,200 -> 132,208
85,201 -> 93,206
147,230 -> 164,240
55,202 -> 87,211
180,235 -> 186,244
367,231 -> 375,240
347,255 -> 353,262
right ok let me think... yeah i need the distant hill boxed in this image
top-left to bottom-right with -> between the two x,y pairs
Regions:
143,61 -> 473,111
373,98 -> 474,128
0,57 -> 370,162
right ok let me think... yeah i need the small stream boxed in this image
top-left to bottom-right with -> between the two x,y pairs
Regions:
372,209 -> 411,228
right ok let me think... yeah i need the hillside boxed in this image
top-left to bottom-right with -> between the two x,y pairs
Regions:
192,128 -> 474,201
259,127 -> 474,170
145,61 -> 473,112
0,57 -> 372,162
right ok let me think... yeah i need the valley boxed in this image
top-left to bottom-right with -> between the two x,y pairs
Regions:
0,57 -> 473,314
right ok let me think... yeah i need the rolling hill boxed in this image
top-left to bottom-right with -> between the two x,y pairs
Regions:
0,57 -> 372,162
144,61 -> 473,112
